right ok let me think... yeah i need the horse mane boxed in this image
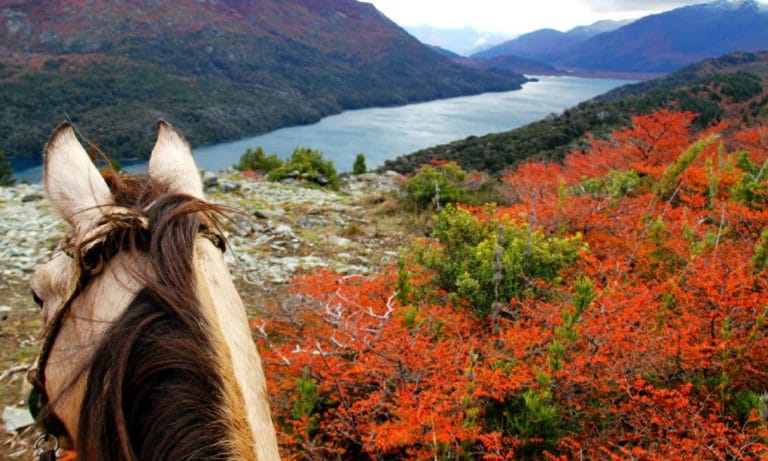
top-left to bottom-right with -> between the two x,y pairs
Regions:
76,172 -> 239,460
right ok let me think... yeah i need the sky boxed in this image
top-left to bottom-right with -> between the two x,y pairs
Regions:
367,0 -> 764,35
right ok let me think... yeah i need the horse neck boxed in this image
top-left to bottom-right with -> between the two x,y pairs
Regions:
192,237 -> 280,461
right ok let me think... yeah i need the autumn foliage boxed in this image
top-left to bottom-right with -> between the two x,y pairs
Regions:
254,110 -> 768,459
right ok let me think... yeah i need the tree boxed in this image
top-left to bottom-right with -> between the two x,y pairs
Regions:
352,153 -> 367,175
0,150 -> 15,186
268,147 -> 340,190
234,147 -> 283,172
403,161 -> 468,211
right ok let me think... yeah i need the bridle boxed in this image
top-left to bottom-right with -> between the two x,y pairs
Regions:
27,204 -> 226,460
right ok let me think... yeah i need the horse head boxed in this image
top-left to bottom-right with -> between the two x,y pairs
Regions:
29,122 -> 280,460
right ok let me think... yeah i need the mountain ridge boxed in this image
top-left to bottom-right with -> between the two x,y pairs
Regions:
473,0 -> 768,74
472,19 -> 631,63
0,0 -> 527,159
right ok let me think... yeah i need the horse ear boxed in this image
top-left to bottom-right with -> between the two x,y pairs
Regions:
148,120 -> 203,198
44,123 -> 114,234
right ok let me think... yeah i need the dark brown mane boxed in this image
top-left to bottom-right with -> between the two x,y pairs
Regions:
76,173 -> 236,460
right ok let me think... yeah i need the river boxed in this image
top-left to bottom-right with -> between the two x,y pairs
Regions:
13,76 -> 631,182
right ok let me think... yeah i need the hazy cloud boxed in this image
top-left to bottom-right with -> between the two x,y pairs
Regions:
370,0 -> 759,35
581,0 -> 714,13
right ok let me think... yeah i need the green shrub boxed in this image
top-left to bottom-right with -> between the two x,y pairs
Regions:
108,158 -> 124,173
656,135 -> 718,200
404,162 -> 468,211
715,72 -> 764,103
403,162 -> 505,211
268,147 -> 339,190
731,151 -> 768,209
752,228 -> 768,272
0,151 -> 15,186
728,389 -> 767,426
409,204 -> 584,314
577,169 -> 641,198
352,153 -> 367,175
235,147 -> 284,173
293,372 -> 319,423
484,388 -> 563,457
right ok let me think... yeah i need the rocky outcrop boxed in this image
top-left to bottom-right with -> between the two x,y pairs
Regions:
0,171 -> 405,287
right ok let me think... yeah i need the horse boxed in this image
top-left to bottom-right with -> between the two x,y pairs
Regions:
27,121 -> 281,460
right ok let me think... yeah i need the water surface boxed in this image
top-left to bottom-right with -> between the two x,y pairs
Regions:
13,76 -> 630,182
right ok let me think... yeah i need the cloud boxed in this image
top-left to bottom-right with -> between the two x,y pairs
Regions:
369,0 -> 764,35
580,0 -> 713,13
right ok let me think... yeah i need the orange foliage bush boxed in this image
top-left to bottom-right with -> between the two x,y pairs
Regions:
255,110 -> 768,459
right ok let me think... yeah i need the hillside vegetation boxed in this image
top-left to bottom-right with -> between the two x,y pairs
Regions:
263,109 -> 768,459
0,0 -> 526,159
383,53 -> 768,174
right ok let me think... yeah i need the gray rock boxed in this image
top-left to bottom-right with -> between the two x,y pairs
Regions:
335,264 -> 369,275
252,209 -> 269,220
279,178 -> 303,188
349,256 -> 370,266
3,405 -> 34,433
328,235 -> 351,247
202,171 -> 219,188
296,216 -> 326,228
21,193 -> 43,203
270,223 -> 294,236
218,179 -> 241,193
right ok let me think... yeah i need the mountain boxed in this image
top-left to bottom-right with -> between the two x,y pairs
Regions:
472,0 -> 768,75
596,50 -> 768,101
560,0 -> 768,73
472,20 -> 630,63
429,45 -> 462,59
381,51 -> 768,174
565,19 -> 634,39
404,25 -> 512,56
458,55 -> 561,76
473,28 -> 580,63
0,0 -> 527,159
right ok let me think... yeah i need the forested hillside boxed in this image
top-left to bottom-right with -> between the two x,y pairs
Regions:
0,0 -> 526,159
383,52 -> 768,174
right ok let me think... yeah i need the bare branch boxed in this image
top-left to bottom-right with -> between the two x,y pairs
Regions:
0,364 -> 31,382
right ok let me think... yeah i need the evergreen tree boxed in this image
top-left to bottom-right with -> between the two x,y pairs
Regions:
268,147 -> 339,190
235,147 -> 283,172
0,151 -> 15,187
352,153 -> 367,175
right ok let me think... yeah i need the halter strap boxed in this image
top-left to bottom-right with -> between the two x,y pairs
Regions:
29,208 -> 150,439
27,205 -> 226,452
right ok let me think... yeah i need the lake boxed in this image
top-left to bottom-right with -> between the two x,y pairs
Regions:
13,76 -> 630,182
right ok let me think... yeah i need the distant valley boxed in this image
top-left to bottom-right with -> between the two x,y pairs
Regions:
3,0 -> 768,169
460,0 -> 768,77
383,51 -> 768,174
0,0 -> 527,159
